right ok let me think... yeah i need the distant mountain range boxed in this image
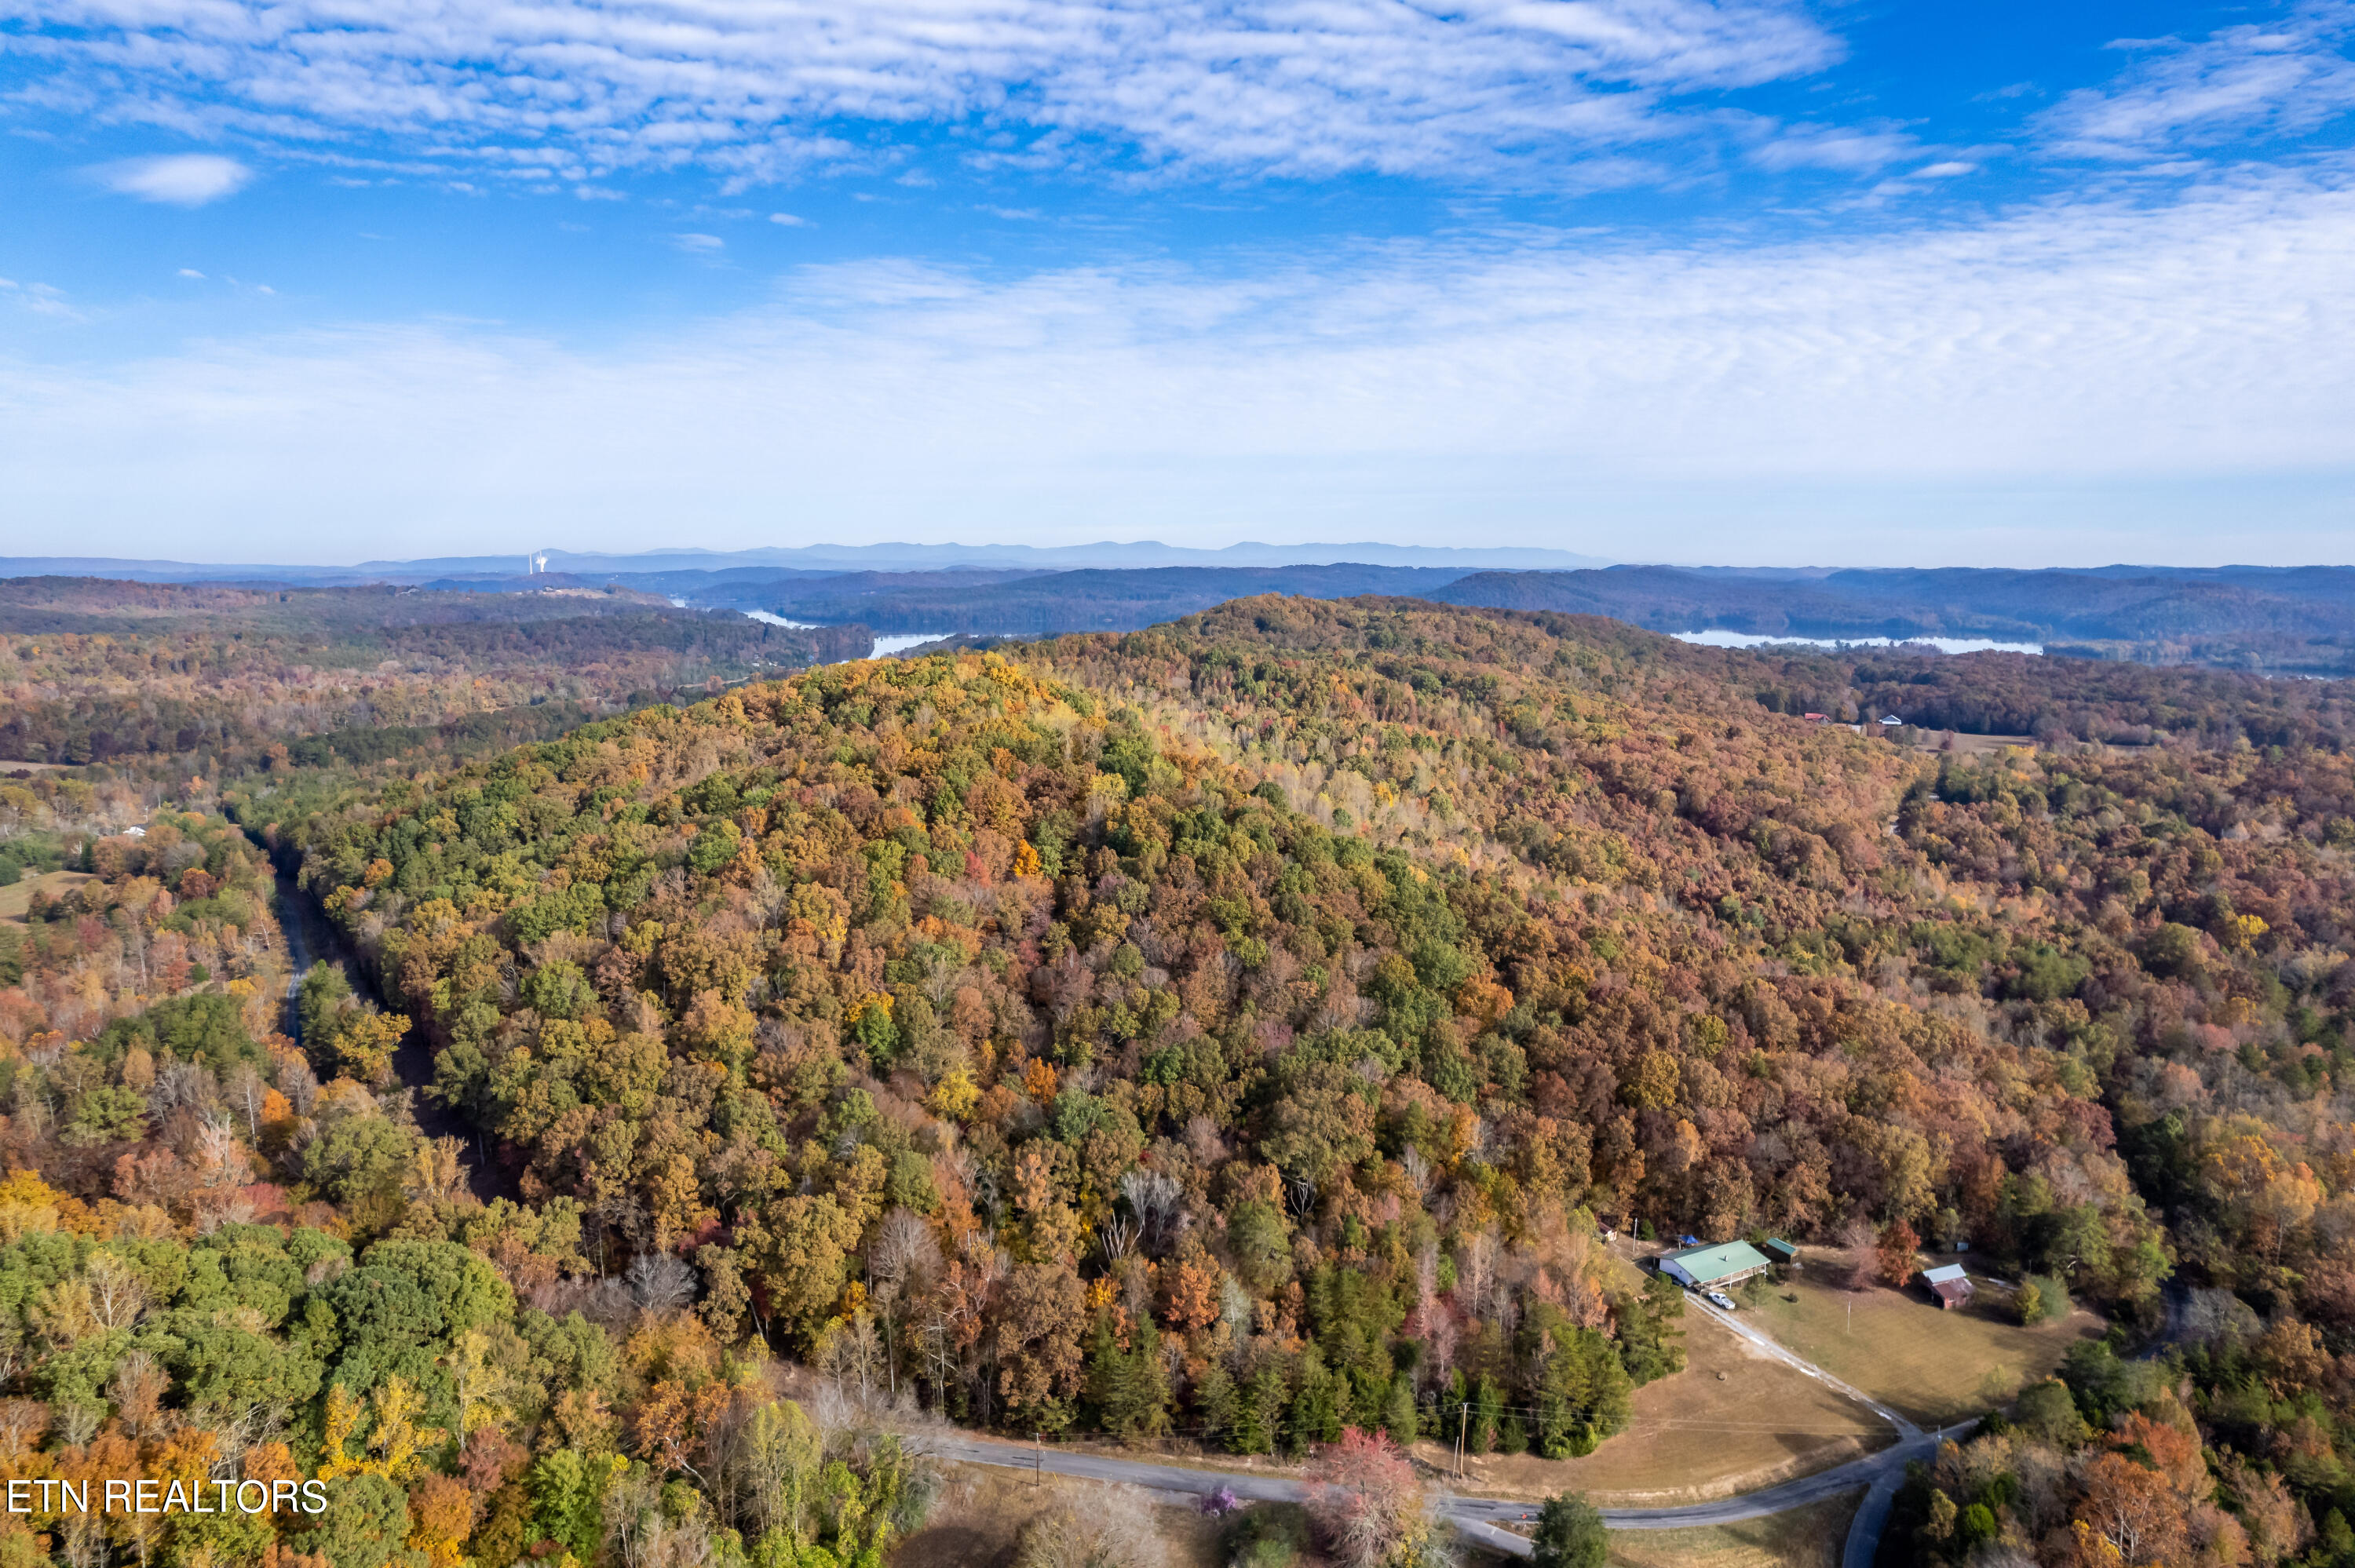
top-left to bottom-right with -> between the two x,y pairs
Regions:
5,551 -> 2353,673
0,539 -> 1609,583
671,564 -> 1485,631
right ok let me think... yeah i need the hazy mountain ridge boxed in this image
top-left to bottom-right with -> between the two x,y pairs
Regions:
1441,566 -> 2355,673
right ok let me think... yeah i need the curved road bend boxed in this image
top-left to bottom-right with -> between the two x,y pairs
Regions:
914,1428 -> 1935,1560
914,1294 -> 1941,1563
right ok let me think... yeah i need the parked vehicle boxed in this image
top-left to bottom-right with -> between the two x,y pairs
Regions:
1706,1290 -> 1737,1311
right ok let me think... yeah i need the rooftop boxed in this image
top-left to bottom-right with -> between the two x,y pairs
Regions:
1660,1240 -> 1771,1285
1922,1264 -> 1968,1284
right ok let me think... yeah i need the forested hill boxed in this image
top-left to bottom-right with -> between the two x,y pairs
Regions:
7,595 -> 2355,1568
255,600 -> 2351,1521
0,577 -> 868,773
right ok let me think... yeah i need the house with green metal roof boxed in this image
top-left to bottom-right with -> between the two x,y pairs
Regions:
1658,1241 -> 1772,1290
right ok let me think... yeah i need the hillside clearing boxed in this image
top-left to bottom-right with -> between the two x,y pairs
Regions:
1738,1255 -> 2102,1428
1421,1300 -> 1889,1506
0,868 -> 93,923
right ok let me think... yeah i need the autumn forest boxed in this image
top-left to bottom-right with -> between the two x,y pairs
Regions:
3,589 -> 2355,1568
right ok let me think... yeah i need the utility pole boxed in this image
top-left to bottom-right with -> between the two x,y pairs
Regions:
1456,1402 -> 1469,1479
1034,1431 -> 1042,1486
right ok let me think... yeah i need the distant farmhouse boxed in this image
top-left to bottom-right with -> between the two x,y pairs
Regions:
1658,1241 -> 1772,1292
1923,1264 -> 1973,1310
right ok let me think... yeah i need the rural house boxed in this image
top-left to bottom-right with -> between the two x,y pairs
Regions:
1658,1241 -> 1772,1292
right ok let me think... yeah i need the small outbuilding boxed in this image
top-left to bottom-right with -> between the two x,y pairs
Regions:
1659,1241 -> 1772,1292
1761,1238 -> 1799,1267
1923,1264 -> 1973,1310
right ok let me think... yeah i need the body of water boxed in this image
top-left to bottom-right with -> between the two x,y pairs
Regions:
871,633 -> 958,656
1674,629 -> 2044,656
727,612 -> 1017,661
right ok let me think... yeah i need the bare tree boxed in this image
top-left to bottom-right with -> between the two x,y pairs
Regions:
1841,1216 -> 1880,1292
278,1052 -> 319,1118
1286,1172 -> 1319,1225
1119,1168 -> 1182,1254
226,1064 -> 268,1135
821,1312 -> 885,1405
1014,1486 -> 1170,1568
0,1400 -> 50,1460
1457,1232 -> 1498,1322
1100,1213 -> 1137,1263
1398,1147 -> 1431,1202
86,1253 -> 150,1332
869,1209 -> 940,1398
628,1252 -> 699,1314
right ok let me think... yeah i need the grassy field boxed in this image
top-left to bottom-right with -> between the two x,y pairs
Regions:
0,869 -> 91,923
1417,1301 -> 1889,1507
1738,1253 -> 2101,1428
1606,1491 -> 1864,1568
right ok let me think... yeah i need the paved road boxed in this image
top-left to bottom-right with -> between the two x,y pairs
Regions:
916,1398 -> 1937,1560
913,1289 -> 1944,1562
274,864 -> 313,1039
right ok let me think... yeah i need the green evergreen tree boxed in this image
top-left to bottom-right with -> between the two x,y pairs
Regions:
1382,1371 -> 1419,1449
1472,1375 -> 1504,1454
1531,1493 -> 1608,1568
1287,1345 -> 1343,1454
1616,1272 -> 1689,1386
1089,1318 -> 1173,1442
1193,1360 -> 1237,1448
1232,1363 -> 1288,1456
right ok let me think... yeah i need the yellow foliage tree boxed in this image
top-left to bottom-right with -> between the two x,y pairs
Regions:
317,1377 -> 444,1482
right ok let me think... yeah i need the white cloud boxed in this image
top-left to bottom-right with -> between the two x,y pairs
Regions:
177,268 -> 206,278
2038,2 -> 2355,160
93,153 -> 254,205
672,232 -> 724,252
3,170 -> 2353,563
1915,161 -> 1977,178
1749,125 -> 1916,173
767,212 -> 806,227
2,279 -> 80,319
4,0 -> 1838,181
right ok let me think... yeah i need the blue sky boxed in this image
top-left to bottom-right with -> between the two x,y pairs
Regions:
4,0 -> 2353,567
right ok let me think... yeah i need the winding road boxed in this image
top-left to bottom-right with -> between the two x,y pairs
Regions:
911,1293 -> 1941,1563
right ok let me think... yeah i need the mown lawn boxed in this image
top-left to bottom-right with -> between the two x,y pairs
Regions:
1428,1304 -> 1888,1507
1607,1491 -> 1864,1568
0,869 -> 92,923
1736,1253 -> 2102,1428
